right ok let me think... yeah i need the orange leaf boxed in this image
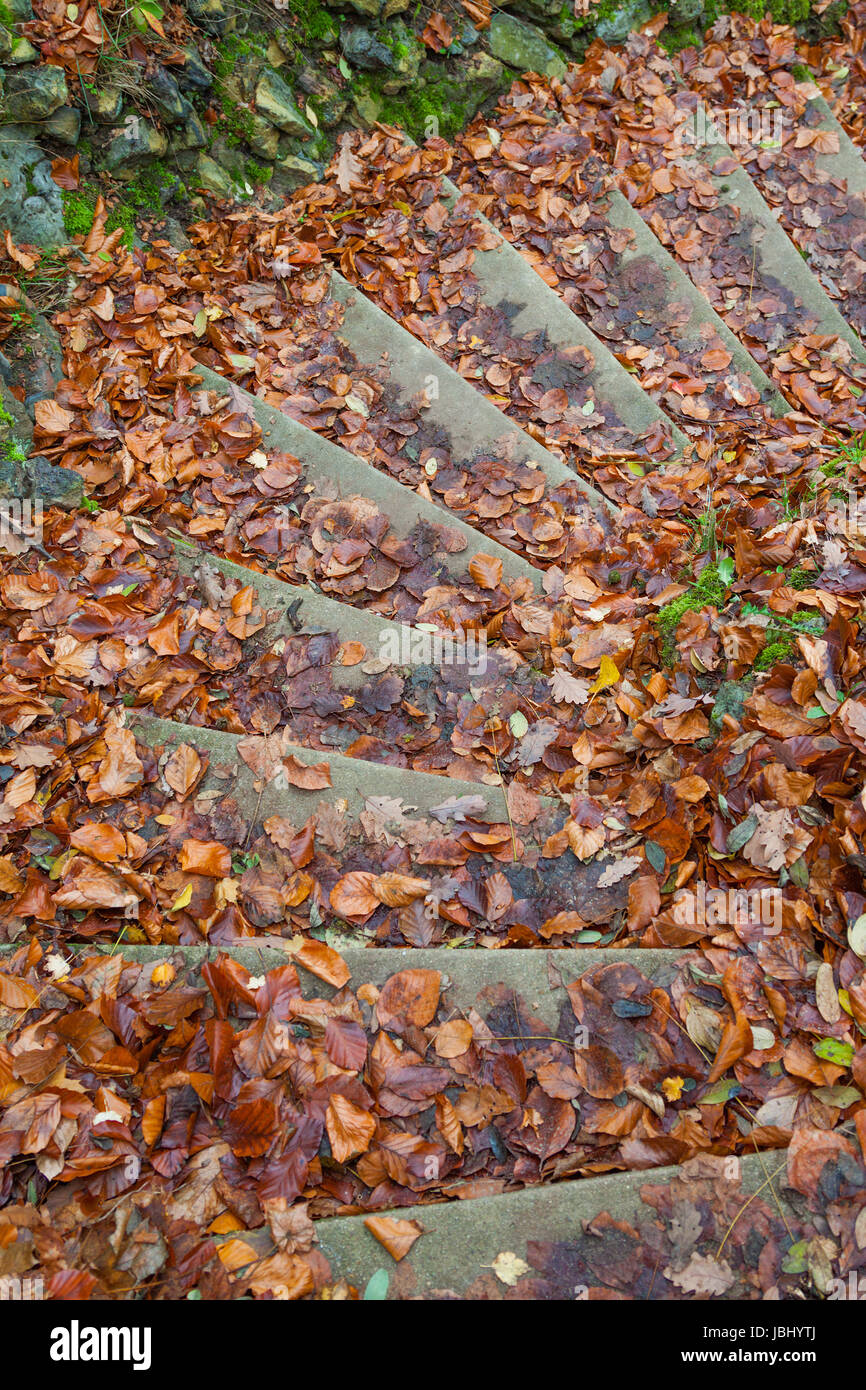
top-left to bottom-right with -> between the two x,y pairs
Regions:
147,611 -> 181,656
69,822 -> 128,863
469,553 -> 503,590
336,641 -> 366,666
282,755 -> 331,790
371,872 -> 431,907
0,973 -> 38,1010
163,743 -> 202,799
326,1094 -> 376,1163
330,871 -> 379,921
377,969 -> 441,1029
364,1215 -> 422,1261
179,839 -> 232,877
293,938 -> 350,989
434,1019 -> 473,1058
141,1094 -> 165,1147
707,1012 -> 754,1084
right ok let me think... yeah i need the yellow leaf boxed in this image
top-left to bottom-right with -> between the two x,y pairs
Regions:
588,655 -> 620,695
490,1251 -> 530,1286
661,1075 -> 685,1102
169,883 -> 193,914
151,963 -> 175,987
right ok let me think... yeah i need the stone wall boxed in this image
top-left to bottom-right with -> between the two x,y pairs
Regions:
0,0 -> 850,253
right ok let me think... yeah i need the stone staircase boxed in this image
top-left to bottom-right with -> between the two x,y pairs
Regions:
4,30 -> 864,1301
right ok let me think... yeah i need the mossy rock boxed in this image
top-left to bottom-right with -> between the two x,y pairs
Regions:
254,69 -> 314,137
3,64 -> 67,120
186,0 -> 232,37
487,13 -> 567,78
0,128 -> 65,247
103,119 -> 168,175
595,0 -> 654,43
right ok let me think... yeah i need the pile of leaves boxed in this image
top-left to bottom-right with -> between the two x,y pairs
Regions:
2,940 -> 865,1299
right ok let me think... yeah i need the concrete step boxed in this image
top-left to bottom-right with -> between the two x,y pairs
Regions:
435,171 -> 688,460
549,73 -> 866,425
190,363 -> 545,609
327,268 -> 616,520
312,1148 -> 790,1298
8,942 -> 687,1025
167,535 -> 553,776
711,84 -> 866,347
126,714 -> 641,934
687,97 -> 866,364
454,123 -> 786,429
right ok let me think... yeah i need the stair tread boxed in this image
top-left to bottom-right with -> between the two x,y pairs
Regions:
455,114 -> 788,431
551,65 -> 866,435
127,714 -> 644,940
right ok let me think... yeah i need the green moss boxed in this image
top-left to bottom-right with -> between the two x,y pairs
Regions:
285,0 -> 339,48
656,560 -> 729,665
62,188 -> 97,238
787,565 -> 814,590
755,638 -> 795,671
245,159 -> 272,185
367,76 -> 473,143
709,679 -> 752,730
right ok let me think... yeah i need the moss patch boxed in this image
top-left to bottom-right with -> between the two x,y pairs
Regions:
656,560 -> 729,665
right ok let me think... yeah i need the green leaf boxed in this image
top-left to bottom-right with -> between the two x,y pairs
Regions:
813,1038 -> 854,1066
700,1078 -> 740,1105
781,1240 -> 809,1274
806,706 -> 827,719
193,308 -> 208,337
717,554 -> 735,586
644,840 -> 665,873
576,930 -> 602,943
811,1085 -> 860,1108
508,711 -> 528,739
364,1268 -> 389,1300
338,57 -> 352,80
121,582 -> 138,596
726,814 -> 758,855
227,352 -> 256,372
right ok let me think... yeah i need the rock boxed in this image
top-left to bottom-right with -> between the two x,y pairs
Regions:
185,0 -> 231,36
3,65 -> 68,121
169,112 -> 208,153
244,111 -> 281,160
177,44 -> 213,94
146,66 -> 193,126
254,69 -> 314,137
86,86 -> 123,123
487,14 -> 567,78
351,86 -> 384,125
322,0 -> 407,14
102,117 -> 168,174
4,0 -> 34,17
0,29 -> 12,60
669,0 -> 705,21
340,25 -> 392,71
595,0 -> 654,45
9,36 -> 37,61
189,152 -> 235,198
378,18 -> 423,92
271,154 -> 321,195
296,65 -> 348,128
42,105 -> 80,143
0,128 -> 64,247
9,455 -> 85,510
